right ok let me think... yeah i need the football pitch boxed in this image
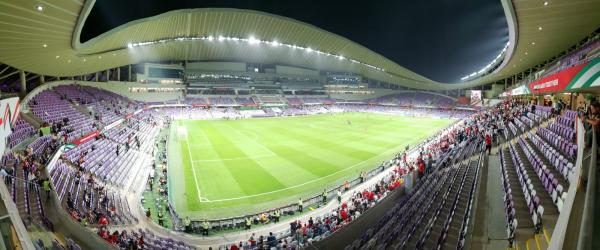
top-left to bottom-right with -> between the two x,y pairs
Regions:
167,112 -> 454,219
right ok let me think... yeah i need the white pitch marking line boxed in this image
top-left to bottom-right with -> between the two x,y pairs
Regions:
180,126 -> 205,203
198,143 -> 404,203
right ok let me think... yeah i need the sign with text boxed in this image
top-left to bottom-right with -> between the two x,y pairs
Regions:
528,62 -> 587,94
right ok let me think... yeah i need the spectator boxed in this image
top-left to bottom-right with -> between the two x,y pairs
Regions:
485,133 -> 492,155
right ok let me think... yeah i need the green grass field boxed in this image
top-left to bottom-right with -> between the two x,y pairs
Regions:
167,112 -> 453,219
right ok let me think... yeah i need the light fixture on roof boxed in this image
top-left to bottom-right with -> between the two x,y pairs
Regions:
544,1 -> 549,6
83,58 -> 86,62
338,55 -> 345,60
248,36 -> 259,44
525,52 -> 528,55
98,56 -> 102,59
55,55 -> 60,59
42,44 -> 47,48
306,47 -> 313,53
271,40 -> 280,46
538,26 -> 543,30
35,4 -> 44,12
127,43 -> 133,48
218,36 -> 225,41
67,59 -> 71,63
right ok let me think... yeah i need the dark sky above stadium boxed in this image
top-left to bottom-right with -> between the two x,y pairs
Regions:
82,0 -> 509,83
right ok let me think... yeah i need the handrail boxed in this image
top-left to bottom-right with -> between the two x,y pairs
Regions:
420,149 -> 472,248
0,177 -> 36,250
577,128 -> 596,250
456,150 -> 483,249
415,150 -> 471,248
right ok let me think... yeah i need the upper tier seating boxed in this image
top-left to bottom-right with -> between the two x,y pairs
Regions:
208,97 -> 235,105
258,96 -> 285,104
235,97 -> 255,105
286,97 -> 304,105
62,111 -> 160,189
8,117 -> 34,148
371,92 -> 455,106
29,90 -> 97,141
185,98 -> 209,105
54,85 -> 138,125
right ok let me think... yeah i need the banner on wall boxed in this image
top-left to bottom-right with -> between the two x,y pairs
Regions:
565,57 -> 600,90
71,130 -> 100,145
528,60 -> 589,94
470,90 -> 482,106
0,97 -> 21,153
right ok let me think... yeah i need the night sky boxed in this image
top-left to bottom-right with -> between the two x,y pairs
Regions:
83,0 -> 508,83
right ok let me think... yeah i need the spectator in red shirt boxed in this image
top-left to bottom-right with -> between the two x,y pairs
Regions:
99,215 -> 109,226
418,161 -> 425,180
485,134 -> 492,155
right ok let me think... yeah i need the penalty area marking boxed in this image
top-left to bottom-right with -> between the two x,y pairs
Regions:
179,125 -> 208,202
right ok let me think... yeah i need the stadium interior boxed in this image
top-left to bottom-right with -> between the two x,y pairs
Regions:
0,0 -> 599,250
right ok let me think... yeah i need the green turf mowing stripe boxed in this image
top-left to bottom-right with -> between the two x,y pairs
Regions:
253,127 -> 362,171
199,125 -> 287,195
271,125 -> 378,159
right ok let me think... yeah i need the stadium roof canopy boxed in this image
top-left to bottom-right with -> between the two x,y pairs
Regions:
0,0 -> 598,90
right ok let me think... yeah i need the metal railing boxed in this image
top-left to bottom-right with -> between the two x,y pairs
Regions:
577,129 -> 597,249
456,151 -> 484,249
0,177 -> 36,250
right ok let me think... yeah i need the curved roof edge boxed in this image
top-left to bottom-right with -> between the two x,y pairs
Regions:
66,0 -> 517,91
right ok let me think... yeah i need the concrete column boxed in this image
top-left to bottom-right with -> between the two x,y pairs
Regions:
105,69 -> 110,82
40,75 -> 45,83
117,67 -> 121,81
128,65 -> 132,81
95,72 -> 98,82
19,70 -> 26,96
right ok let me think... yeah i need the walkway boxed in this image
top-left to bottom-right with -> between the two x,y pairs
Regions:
470,146 -> 513,250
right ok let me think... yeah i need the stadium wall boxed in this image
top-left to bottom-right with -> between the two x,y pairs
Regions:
186,61 -> 247,72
